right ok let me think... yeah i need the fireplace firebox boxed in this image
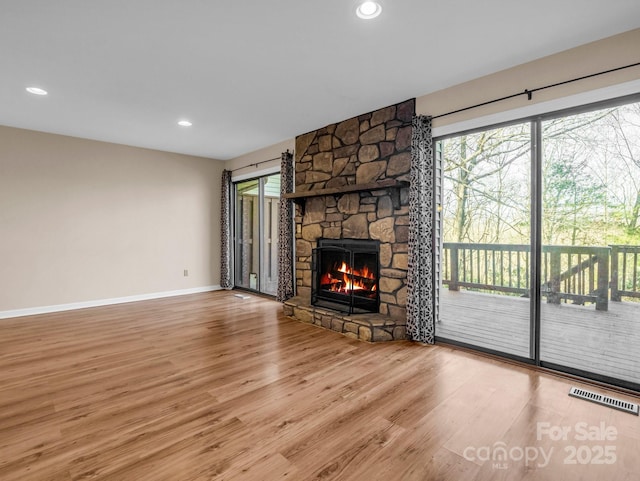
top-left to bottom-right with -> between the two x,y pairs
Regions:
311,239 -> 380,314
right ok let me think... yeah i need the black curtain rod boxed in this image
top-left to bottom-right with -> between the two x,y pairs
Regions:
230,149 -> 292,173
230,155 -> 281,173
432,61 -> 640,120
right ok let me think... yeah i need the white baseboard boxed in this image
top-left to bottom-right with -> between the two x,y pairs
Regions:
0,285 -> 223,320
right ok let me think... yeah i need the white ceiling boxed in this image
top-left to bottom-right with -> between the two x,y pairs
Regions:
1,1 -> 639,161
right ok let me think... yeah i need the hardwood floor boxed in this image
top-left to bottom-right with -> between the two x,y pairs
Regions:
1,290 -> 639,480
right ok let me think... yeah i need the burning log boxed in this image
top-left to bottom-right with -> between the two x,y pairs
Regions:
320,260 -> 377,296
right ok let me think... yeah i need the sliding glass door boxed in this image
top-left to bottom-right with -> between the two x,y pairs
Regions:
435,94 -> 640,389
539,101 -> 640,388
234,173 -> 280,295
437,121 -> 533,359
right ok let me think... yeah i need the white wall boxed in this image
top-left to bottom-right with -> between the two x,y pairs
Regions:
0,126 -> 224,314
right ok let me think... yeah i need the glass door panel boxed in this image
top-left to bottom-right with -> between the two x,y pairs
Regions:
234,174 -> 281,295
235,179 -> 259,290
437,122 -> 533,359
262,174 -> 280,296
540,101 -> 640,387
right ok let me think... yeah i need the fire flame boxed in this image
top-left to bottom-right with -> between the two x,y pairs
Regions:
320,260 -> 377,294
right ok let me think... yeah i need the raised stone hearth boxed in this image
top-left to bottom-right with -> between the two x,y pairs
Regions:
285,99 -> 415,342
283,296 -> 406,342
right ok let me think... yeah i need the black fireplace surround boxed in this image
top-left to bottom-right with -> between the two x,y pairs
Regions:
311,239 -> 380,314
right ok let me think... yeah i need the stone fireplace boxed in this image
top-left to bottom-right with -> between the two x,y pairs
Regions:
283,98 -> 414,342
312,238 -> 380,314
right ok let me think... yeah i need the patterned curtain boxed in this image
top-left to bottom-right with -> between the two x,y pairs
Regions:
406,115 -> 435,343
277,150 -> 295,302
220,169 -> 233,289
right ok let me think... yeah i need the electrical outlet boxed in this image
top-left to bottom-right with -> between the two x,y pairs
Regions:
183,269 -> 189,277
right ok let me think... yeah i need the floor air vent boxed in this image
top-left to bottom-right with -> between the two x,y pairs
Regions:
569,387 -> 639,415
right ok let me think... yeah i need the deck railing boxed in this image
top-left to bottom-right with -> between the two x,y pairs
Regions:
541,245 -> 609,311
611,245 -> 640,302
442,243 -> 628,311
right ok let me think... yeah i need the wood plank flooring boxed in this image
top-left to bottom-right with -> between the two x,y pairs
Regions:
1,290 -> 640,480
438,289 -> 640,384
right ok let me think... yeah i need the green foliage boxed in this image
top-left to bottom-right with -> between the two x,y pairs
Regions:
441,100 -> 640,248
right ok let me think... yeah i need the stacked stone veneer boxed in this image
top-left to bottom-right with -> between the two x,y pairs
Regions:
283,99 -> 415,342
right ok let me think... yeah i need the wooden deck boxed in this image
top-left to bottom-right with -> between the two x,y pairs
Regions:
438,289 -> 640,385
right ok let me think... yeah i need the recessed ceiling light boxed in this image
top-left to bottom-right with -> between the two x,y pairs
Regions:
356,1 -> 382,19
178,120 -> 192,127
26,87 -> 48,96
